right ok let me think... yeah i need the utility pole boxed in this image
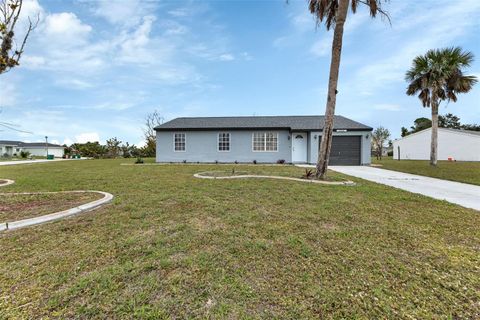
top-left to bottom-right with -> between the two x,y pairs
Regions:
45,136 -> 49,158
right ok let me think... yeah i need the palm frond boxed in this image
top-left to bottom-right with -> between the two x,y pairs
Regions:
309,0 -> 390,30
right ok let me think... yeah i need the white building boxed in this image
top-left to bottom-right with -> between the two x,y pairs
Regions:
393,128 -> 480,161
0,140 -> 65,158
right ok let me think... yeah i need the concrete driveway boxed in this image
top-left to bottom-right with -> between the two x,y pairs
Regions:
297,165 -> 480,211
331,166 -> 480,211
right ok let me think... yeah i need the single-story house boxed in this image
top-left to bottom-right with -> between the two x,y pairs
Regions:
393,127 -> 480,161
0,140 -> 65,158
155,115 -> 373,165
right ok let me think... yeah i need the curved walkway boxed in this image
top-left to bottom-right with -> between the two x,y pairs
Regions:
0,180 -> 113,232
194,172 -> 354,185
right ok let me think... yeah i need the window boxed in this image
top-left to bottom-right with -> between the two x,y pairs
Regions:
218,133 -> 230,152
174,133 -> 186,151
253,132 -> 278,152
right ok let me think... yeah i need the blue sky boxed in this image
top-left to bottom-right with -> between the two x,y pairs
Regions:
1,0 -> 479,146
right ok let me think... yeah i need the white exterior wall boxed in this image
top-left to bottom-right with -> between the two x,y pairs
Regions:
24,147 -> 65,157
393,128 -> 480,161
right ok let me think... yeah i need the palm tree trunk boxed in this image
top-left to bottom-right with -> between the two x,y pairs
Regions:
430,99 -> 439,166
316,0 -> 350,180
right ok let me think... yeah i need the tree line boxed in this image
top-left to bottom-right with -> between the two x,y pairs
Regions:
401,113 -> 480,137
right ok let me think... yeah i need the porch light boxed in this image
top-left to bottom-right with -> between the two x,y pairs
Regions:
314,135 -> 317,139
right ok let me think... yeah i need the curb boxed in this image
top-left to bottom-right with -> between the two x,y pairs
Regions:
193,172 -> 355,185
0,189 -> 114,232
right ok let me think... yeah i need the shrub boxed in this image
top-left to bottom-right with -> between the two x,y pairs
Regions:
387,151 -> 393,157
135,157 -> 144,164
215,160 -> 218,164
302,169 -> 315,179
234,160 -> 238,164
276,159 -> 286,164
253,160 -> 257,164
20,151 -> 30,159
183,160 -> 187,164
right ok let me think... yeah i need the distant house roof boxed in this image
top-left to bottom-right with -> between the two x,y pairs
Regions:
440,127 -> 480,136
394,127 -> 480,141
0,140 -> 64,148
155,115 -> 372,131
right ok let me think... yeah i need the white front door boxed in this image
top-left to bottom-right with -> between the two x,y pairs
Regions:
292,132 -> 307,163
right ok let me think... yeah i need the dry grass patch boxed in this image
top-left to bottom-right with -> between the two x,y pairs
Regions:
0,192 -> 103,222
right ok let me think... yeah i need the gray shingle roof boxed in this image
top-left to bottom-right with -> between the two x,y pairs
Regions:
0,140 -> 64,148
155,115 -> 372,131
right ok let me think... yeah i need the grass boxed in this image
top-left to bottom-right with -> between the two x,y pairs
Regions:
0,159 -> 479,319
373,157 -> 480,185
0,192 -> 103,222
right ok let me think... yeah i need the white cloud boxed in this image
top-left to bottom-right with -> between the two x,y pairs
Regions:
1,82 -> 17,107
75,132 -> 100,143
162,20 -> 188,35
241,52 -> 252,61
55,78 -> 93,90
310,37 -> 331,57
219,53 -> 235,61
93,0 -> 156,27
116,15 -> 157,63
350,0 -> 480,93
42,12 -> 92,46
63,138 -> 73,146
374,104 -> 403,111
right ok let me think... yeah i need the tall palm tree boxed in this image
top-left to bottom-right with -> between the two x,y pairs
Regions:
309,0 -> 389,179
406,47 -> 477,166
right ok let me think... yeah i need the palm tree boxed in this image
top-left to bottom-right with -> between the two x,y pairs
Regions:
309,0 -> 389,179
406,47 -> 477,166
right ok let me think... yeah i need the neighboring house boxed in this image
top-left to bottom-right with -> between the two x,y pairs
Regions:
0,140 -> 65,158
155,115 -> 373,165
393,128 -> 480,161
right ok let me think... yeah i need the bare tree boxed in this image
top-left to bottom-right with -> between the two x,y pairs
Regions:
143,110 -> 164,157
0,0 -> 39,74
372,126 -> 390,160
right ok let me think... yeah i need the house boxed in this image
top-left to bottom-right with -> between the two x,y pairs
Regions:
393,128 -> 480,161
0,140 -> 65,158
155,115 -> 372,165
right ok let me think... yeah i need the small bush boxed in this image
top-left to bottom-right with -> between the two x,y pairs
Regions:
387,151 -> 393,157
20,150 -> 31,159
135,157 -> 144,164
302,169 -> 315,179
276,159 -> 286,164
215,160 -> 218,164
182,160 -> 187,164
253,160 -> 257,164
234,160 -> 238,164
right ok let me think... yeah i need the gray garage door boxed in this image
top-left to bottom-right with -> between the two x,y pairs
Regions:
319,136 -> 361,165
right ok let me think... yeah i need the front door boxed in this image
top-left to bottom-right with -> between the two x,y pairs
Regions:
292,132 -> 307,163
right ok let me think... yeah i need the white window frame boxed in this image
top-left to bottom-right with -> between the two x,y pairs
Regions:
217,132 -> 231,152
173,133 -> 186,152
252,132 -> 278,152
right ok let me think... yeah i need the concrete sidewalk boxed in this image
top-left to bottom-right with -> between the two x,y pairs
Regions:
298,165 -> 480,211
0,158 -> 80,166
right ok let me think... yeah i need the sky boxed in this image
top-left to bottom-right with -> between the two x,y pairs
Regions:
1,0 -> 479,146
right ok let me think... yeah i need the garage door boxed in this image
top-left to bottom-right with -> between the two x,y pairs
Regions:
319,136 -> 361,165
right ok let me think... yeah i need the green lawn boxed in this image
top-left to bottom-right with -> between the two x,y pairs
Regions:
372,157 -> 480,185
0,159 -> 479,318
